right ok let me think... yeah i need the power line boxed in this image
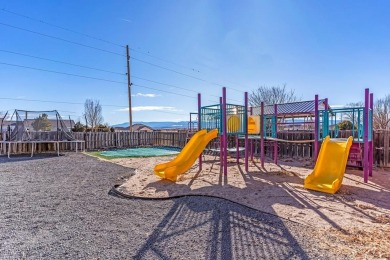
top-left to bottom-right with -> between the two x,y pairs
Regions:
133,76 -> 197,94
1,20 -> 244,93
131,56 -> 244,93
0,48 -> 242,102
0,61 -> 243,103
130,49 -> 201,73
132,83 -> 196,99
0,49 -> 125,75
1,8 -> 201,72
0,48 -> 205,98
0,62 -> 198,101
0,22 -> 125,57
133,76 -> 242,103
132,57 -> 212,83
1,8 -> 124,48
0,62 -> 197,100
0,20 -> 244,93
0,62 -> 127,85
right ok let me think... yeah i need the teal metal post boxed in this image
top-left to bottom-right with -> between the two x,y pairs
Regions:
314,95 -> 319,160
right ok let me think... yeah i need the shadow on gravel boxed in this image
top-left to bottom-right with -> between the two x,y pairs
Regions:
116,195 -> 309,259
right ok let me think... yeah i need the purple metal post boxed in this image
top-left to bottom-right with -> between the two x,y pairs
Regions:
273,104 -> 278,164
260,102 -> 265,168
363,88 -> 369,183
369,92 -> 373,177
198,93 -> 202,171
314,95 -> 319,161
220,97 -> 223,168
245,92 -> 249,172
223,87 -> 228,175
324,98 -> 329,138
274,104 -> 278,165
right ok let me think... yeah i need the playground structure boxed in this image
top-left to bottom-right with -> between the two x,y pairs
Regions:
155,87 -> 374,192
0,109 -> 85,157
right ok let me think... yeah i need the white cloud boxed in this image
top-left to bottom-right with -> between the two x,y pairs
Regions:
121,18 -> 132,23
118,106 -> 180,112
131,93 -> 160,98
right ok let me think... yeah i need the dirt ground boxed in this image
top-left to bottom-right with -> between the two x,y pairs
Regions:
104,154 -> 390,259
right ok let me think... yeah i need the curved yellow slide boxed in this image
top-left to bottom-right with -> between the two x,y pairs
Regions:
154,129 -> 218,182
304,136 -> 353,194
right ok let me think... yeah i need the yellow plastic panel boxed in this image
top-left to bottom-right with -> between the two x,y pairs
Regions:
304,136 -> 353,194
227,115 -> 240,133
248,115 -> 260,134
154,129 -> 218,182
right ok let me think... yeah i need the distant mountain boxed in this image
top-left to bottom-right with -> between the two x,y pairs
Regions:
112,121 -> 193,129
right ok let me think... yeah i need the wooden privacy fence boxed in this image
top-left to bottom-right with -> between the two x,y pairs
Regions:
1,130 -> 389,167
77,132 -> 188,150
0,131 -> 188,155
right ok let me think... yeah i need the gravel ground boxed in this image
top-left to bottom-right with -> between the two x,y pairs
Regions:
0,153 -> 341,259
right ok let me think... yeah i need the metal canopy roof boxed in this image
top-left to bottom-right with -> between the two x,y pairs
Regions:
252,99 -> 328,117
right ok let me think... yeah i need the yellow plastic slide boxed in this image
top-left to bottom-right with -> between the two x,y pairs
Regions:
304,136 -> 353,194
154,129 -> 218,182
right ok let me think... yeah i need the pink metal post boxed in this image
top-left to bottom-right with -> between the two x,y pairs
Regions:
314,95 -> 319,160
245,92 -> 249,172
219,97 -> 223,168
198,93 -> 202,170
363,88 -> 369,183
274,104 -> 278,165
223,87 -> 228,175
369,92 -> 373,177
249,106 -> 253,161
236,135 -> 239,164
260,102 -> 265,168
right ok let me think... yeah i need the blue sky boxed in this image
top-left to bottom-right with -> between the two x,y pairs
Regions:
1,0 -> 389,125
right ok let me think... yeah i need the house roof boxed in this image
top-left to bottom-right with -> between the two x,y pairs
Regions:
132,124 -> 154,131
114,124 -> 155,131
252,99 -> 328,117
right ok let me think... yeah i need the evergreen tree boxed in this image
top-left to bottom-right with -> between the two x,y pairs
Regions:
31,113 -> 52,131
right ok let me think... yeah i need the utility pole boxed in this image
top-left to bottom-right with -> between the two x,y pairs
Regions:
126,45 -> 133,132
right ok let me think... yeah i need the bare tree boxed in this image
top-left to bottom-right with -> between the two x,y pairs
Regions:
249,84 -> 300,106
374,95 -> 390,130
84,99 -> 103,132
343,101 -> 364,127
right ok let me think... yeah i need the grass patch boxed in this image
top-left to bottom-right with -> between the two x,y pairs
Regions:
86,151 -> 121,160
85,148 -> 180,160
